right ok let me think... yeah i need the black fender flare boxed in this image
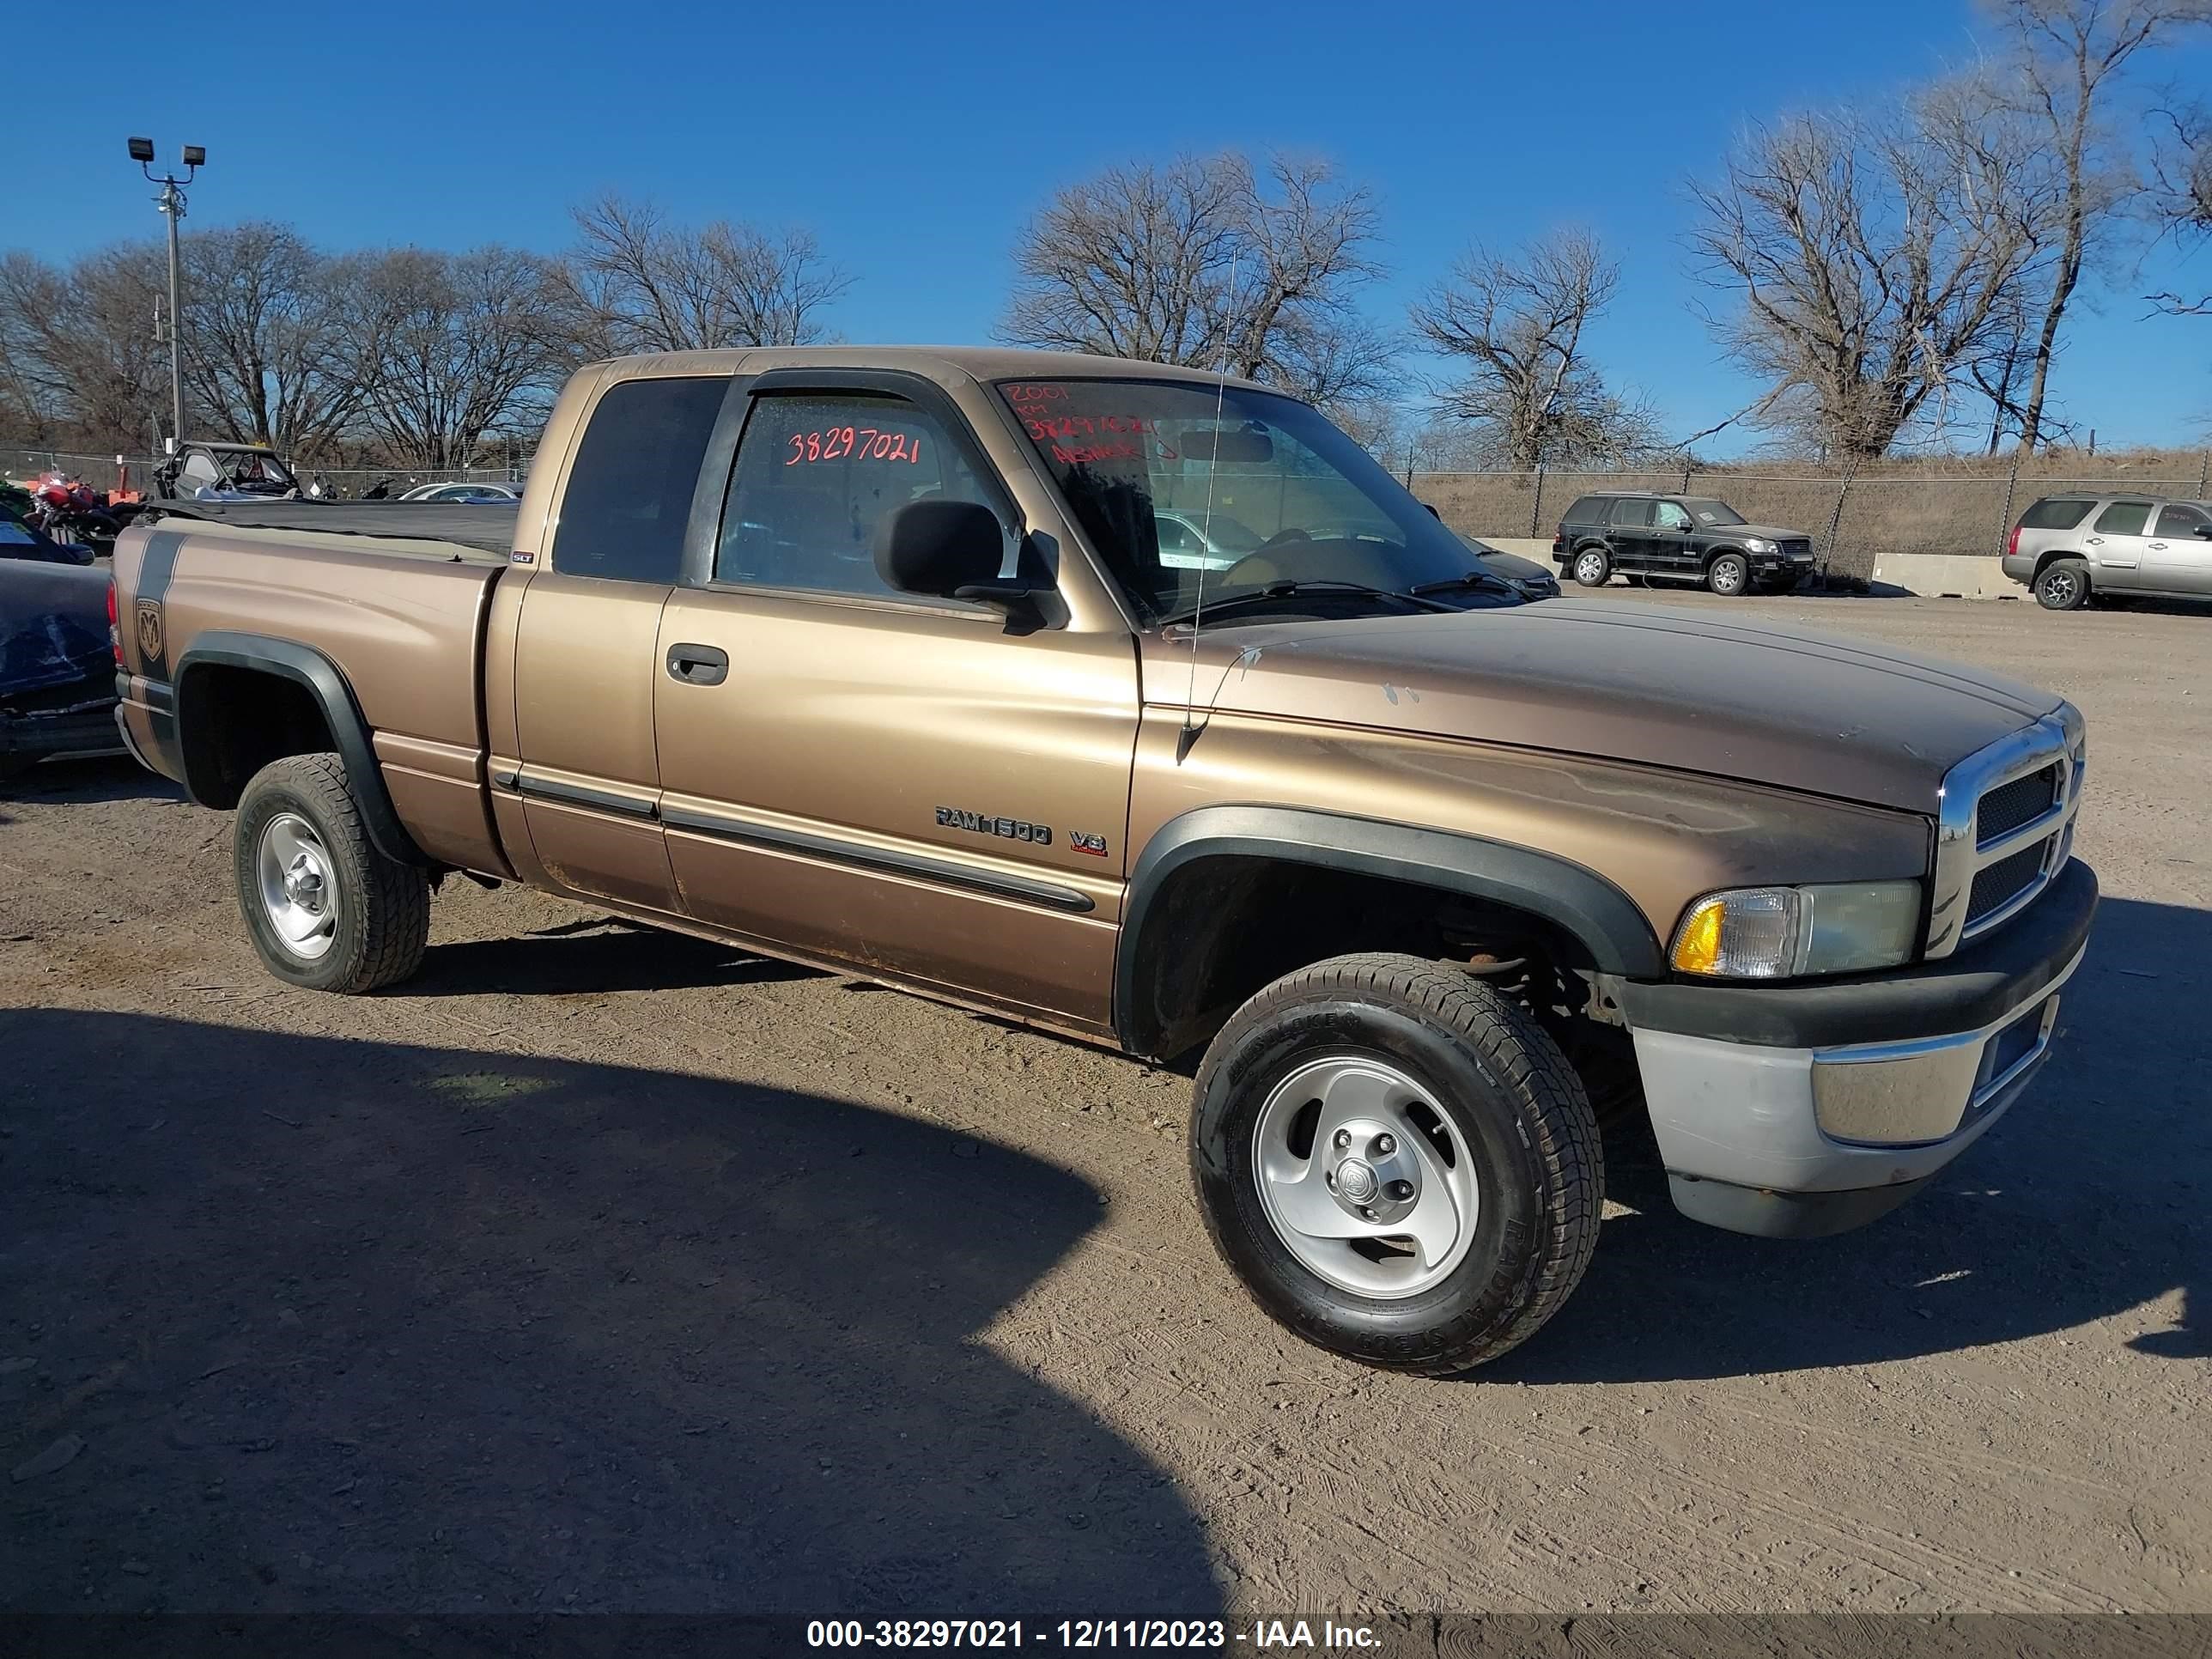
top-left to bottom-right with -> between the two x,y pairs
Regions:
1113,805 -> 1665,1056
173,631 -> 427,866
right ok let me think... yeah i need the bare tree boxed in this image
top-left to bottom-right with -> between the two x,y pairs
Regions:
0,245 -> 173,449
1984,0 -> 2212,449
1001,151 -> 1392,404
2147,102 -> 2212,311
1409,228 -> 1656,469
561,195 -> 851,356
179,223 -> 362,456
343,247 -> 571,469
1686,85 -> 2049,459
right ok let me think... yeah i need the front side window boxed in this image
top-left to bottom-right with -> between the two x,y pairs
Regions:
2154,504 -> 2208,538
715,392 -> 997,599
1654,501 -> 1693,532
1684,498 -> 1746,526
2094,501 -> 2153,537
555,375 -> 726,583
1000,379 -> 1508,622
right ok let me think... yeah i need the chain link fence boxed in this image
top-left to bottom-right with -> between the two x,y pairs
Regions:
1417,456 -> 2212,581
3,449 -> 532,498
11,443 -> 2211,583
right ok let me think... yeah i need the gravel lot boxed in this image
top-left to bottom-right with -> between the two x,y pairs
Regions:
1,592 -> 2205,1619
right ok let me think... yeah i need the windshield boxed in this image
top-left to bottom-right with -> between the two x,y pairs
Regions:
1684,498 -> 1745,526
1000,379 -> 1504,622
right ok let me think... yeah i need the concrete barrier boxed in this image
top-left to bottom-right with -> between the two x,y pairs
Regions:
1868,552 -> 2024,600
1473,536 -> 2027,601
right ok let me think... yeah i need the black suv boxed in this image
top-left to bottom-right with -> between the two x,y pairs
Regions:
1551,491 -> 1816,596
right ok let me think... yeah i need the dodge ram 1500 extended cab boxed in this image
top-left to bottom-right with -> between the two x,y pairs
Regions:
112,347 -> 2097,1374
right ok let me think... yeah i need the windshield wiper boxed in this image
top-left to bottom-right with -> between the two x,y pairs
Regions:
1407,569 -> 1520,599
1162,579 -> 1453,628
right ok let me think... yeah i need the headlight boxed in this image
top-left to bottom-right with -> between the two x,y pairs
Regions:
1743,537 -> 1776,554
1670,881 -> 1922,979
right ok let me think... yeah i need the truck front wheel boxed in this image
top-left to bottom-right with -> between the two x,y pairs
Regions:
1188,953 -> 1602,1375
234,752 -> 429,994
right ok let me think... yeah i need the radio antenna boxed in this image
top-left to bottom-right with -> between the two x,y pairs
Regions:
1177,246 -> 1239,764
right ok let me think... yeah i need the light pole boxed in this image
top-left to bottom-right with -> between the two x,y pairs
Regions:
128,137 -> 204,453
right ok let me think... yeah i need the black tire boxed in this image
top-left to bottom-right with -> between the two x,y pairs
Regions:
2035,559 -> 2091,611
1568,546 -> 1612,587
234,752 -> 429,994
1706,551 -> 1750,596
1188,952 -> 1602,1375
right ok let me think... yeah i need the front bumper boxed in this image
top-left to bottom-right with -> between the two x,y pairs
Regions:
1612,860 -> 2098,1237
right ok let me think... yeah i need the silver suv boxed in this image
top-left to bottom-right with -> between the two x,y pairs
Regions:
2002,494 -> 2212,611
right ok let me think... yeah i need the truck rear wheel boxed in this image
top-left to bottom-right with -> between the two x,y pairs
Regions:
234,753 -> 429,994
1188,953 -> 1602,1375
2035,559 -> 2091,611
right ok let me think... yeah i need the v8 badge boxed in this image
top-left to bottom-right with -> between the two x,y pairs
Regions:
1069,831 -> 1109,857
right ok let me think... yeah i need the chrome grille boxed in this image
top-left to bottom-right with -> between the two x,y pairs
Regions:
1927,708 -> 2087,958
1976,765 -> 2060,846
1967,843 -> 2047,926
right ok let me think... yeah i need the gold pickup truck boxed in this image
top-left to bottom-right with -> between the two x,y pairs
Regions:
111,347 -> 2097,1374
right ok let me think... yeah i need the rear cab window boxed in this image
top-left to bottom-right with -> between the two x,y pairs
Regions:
1609,498 -> 1656,527
2019,498 -> 2095,532
2093,501 -> 2154,537
551,375 -> 727,583
1562,496 -> 1610,525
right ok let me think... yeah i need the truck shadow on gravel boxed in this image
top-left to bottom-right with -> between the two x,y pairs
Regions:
406,918 -> 822,998
0,1011 -> 1222,1616
1496,895 -> 2208,1383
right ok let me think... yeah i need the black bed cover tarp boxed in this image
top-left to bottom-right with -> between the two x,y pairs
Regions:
142,500 -> 519,556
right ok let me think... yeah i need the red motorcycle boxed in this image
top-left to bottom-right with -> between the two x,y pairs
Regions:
27,472 -> 124,549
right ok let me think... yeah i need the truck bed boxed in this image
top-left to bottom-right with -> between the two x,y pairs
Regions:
113,510 -> 513,875
137,500 -> 517,559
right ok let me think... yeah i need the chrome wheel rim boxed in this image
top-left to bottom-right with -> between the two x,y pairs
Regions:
1250,1054 -> 1481,1299
1573,552 -> 1606,584
256,812 -> 337,961
2044,571 -> 2077,605
1711,560 -> 1745,593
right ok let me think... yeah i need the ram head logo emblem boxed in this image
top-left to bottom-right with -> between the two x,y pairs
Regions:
134,599 -> 163,665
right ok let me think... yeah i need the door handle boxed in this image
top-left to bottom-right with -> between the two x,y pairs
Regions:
2148,542 -> 2167,550
2085,537 -> 2104,544
665,643 -> 729,686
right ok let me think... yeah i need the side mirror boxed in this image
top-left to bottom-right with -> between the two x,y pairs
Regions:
874,499 -> 1031,609
2195,524 -> 2212,539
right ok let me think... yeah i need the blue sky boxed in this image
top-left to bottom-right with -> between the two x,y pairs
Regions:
24,0 -> 2212,454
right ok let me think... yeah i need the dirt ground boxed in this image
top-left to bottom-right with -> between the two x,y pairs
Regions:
1,591 -> 2205,1620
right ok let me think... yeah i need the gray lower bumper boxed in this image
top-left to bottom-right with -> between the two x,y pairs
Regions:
0,701 -> 125,767
1633,945 -> 2083,1237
